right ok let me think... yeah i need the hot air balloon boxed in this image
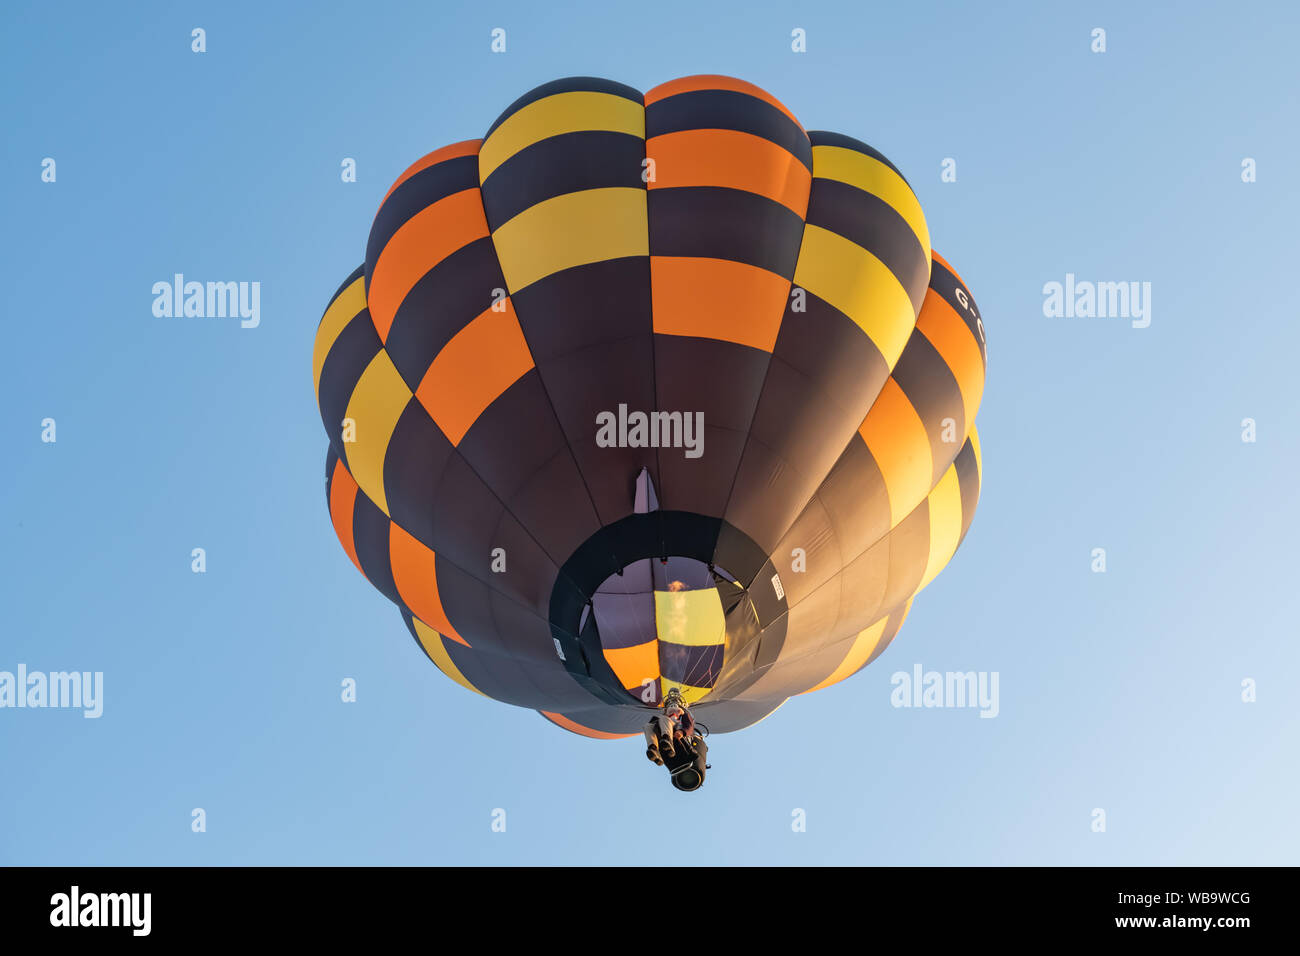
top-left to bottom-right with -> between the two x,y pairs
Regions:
312,75 -> 987,740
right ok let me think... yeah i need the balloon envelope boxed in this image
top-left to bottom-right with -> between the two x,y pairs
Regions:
313,75 -> 987,737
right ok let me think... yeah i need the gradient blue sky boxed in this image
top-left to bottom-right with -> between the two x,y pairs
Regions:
2,0 -> 1297,865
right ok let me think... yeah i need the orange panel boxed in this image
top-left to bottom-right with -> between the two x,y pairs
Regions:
541,711 -> 638,740
603,640 -> 661,692
858,377 -> 932,524
367,188 -> 490,342
646,129 -> 811,217
327,459 -> 364,576
388,523 -> 469,646
414,299 -> 535,445
916,289 -> 986,423
650,256 -> 788,352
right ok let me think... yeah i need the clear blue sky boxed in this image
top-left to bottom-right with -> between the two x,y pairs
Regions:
2,0 -> 1297,865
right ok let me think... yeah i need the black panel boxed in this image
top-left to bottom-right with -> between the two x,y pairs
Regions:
705,588 -> 762,697
743,355 -> 874,517
770,291 -> 889,424
781,573 -> 844,660
530,367 -> 659,522
771,494 -> 839,607
752,614 -> 789,669
953,439 -> 980,544
426,561 -> 502,656
351,493 -> 400,607
652,335 -> 769,517
514,257 -> 659,528
318,314 -> 381,455
366,154 -> 481,286
487,587 -> 566,667
383,401 -> 456,549
653,335 -> 769,434
511,651 -> 609,711
457,370 -> 572,504
484,76 -> 644,139
383,238 -> 507,389
511,256 -> 652,362
834,537 -> 893,633
481,131 -> 645,228
482,509 -> 563,616
429,452 -> 508,573
402,608 -> 509,704
686,696 -> 785,734
812,440 -> 893,563
881,499 -> 931,612
657,511 -> 722,566
646,89 -> 811,171
605,510 -> 670,567
747,556 -> 788,630
929,257 -> 987,362
711,520 -> 770,588
807,130 -> 907,185
647,187 -> 805,275
506,445 -> 609,568
721,434 -> 816,555
891,330 -> 966,482
805,177 -> 929,311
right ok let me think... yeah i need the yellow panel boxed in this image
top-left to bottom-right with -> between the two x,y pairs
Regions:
803,617 -> 890,694
811,145 -> 931,258
654,589 -> 726,647
479,91 -> 645,181
411,617 -> 485,697
659,679 -> 713,706
655,589 -> 726,704
970,426 -> 983,477
794,224 -> 916,367
490,187 -> 649,293
312,276 -> 366,400
341,351 -> 411,515
918,465 -> 964,591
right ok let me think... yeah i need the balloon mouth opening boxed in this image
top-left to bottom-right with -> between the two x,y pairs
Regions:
547,510 -> 788,709
575,557 -> 737,705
